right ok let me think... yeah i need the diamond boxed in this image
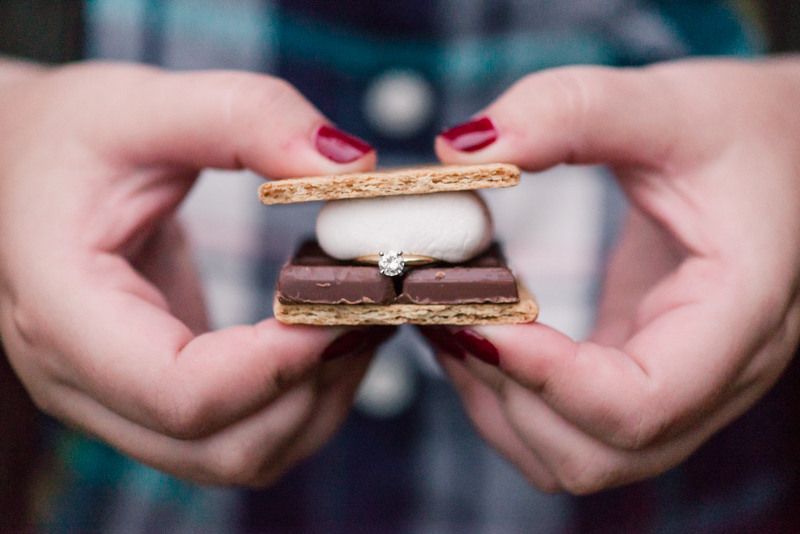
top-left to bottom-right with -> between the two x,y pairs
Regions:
378,251 -> 404,277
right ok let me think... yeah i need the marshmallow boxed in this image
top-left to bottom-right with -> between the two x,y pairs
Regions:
316,191 -> 493,263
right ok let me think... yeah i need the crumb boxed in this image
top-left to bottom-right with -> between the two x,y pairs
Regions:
435,271 -> 446,280
316,283 -> 331,287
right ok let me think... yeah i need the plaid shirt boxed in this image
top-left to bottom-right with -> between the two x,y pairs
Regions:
31,1 -> 800,533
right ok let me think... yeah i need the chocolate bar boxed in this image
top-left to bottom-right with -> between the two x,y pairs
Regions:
276,241 -> 519,305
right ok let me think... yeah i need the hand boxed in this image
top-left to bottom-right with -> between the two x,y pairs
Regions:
425,58 -> 800,493
0,60 -> 388,486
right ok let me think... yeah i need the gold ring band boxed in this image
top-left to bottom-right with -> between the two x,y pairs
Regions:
354,253 -> 437,265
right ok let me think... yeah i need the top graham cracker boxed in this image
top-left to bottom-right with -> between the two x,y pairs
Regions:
258,163 -> 520,205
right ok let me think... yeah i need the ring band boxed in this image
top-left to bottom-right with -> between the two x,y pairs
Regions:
354,253 -> 437,265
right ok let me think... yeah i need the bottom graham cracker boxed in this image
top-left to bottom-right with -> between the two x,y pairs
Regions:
274,281 -> 539,326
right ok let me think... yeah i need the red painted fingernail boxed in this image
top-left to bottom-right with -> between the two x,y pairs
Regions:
440,117 -> 498,152
321,329 -> 370,362
315,125 -> 373,163
321,326 -> 397,362
453,329 -> 500,366
417,326 -> 466,360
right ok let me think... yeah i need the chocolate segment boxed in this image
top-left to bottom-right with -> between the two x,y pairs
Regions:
276,240 -> 519,305
277,265 -> 396,304
397,267 -> 518,304
399,244 -> 519,303
278,240 -> 395,304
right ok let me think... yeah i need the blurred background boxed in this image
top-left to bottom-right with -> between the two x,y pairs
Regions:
2,0 -> 799,532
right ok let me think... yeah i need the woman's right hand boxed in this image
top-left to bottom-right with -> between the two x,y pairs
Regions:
0,60 -> 389,486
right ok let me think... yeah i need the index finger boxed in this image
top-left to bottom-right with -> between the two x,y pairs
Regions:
434,63 -> 711,172
40,63 -> 377,178
3,251 -> 351,440
467,258 -> 797,452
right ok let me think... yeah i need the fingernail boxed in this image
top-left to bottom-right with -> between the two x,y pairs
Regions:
417,326 -> 466,360
453,329 -> 500,366
321,326 -> 397,362
315,125 -> 373,163
321,329 -> 370,362
440,117 -> 498,152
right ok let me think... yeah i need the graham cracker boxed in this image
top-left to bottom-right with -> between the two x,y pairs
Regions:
273,281 -> 538,326
259,163 -> 520,205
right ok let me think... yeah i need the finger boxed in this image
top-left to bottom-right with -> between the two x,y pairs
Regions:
435,62 -> 800,265
4,252 -> 355,441
250,328 -> 396,484
250,350 -> 375,486
589,208 -> 684,348
448,338 -> 776,494
48,63 -> 376,177
435,64 -> 698,172
44,367 -> 354,485
437,353 -> 560,491
496,378 -> 701,494
131,218 -> 209,335
0,218 -> 348,440
464,277 -> 785,452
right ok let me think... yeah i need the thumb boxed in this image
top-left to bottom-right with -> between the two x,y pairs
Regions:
65,63 -> 376,177
435,64 -> 682,172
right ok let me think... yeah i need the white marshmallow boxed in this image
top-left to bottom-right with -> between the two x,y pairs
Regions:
316,191 -> 493,263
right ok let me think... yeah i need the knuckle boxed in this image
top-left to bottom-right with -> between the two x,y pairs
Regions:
530,66 -> 612,137
8,304 -> 78,389
556,453 -> 619,496
269,370 -> 291,395
546,69 -> 597,123
221,73 -> 312,168
608,397 -> 671,450
151,380 -> 211,440
206,441 -> 261,486
152,405 -> 200,441
25,384 -> 58,417
11,302 -> 45,349
227,74 -> 300,123
533,475 -> 562,494
262,358 -> 306,397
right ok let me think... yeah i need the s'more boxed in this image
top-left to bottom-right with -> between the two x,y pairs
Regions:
258,163 -> 539,326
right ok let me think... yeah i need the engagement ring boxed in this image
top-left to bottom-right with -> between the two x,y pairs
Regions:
355,251 -> 437,277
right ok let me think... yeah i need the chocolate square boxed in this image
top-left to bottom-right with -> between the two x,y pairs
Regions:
277,265 -> 396,305
277,241 -> 396,304
397,266 -> 518,304
276,240 -> 518,305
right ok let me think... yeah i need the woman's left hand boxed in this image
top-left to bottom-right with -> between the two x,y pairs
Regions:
422,58 -> 800,493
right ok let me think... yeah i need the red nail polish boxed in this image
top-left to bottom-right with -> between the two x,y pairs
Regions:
417,326 -> 466,360
321,329 -> 370,362
315,125 -> 373,163
321,326 -> 397,362
453,329 -> 500,366
440,117 -> 498,152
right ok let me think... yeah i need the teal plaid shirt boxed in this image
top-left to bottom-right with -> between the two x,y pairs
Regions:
37,2 -> 796,533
